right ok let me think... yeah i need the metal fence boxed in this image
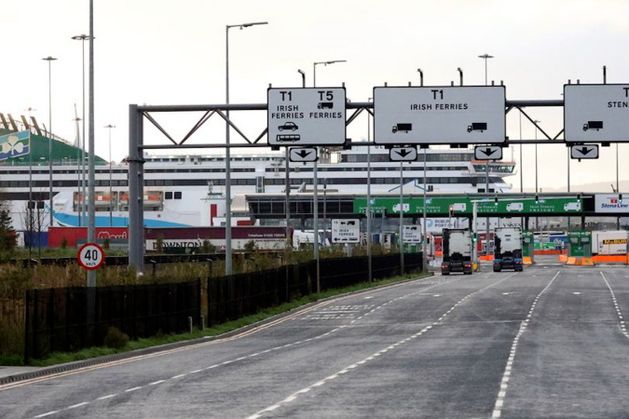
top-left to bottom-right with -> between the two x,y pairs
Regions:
207,252 -> 422,325
24,280 -> 201,360
23,252 -> 422,360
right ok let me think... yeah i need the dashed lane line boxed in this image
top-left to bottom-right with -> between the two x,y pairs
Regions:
491,270 -> 561,419
246,272 -> 518,419
600,272 -> 629,340
3,274 -> 443,393
27,275 -> 466,418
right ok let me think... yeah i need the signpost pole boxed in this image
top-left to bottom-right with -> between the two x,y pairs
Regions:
313,156 -> 319,292
422,147 -> 427,272
399,161 -> 404,274
87,1 -> 96,288
472,201 -> 478,269
367,106 -> 372,282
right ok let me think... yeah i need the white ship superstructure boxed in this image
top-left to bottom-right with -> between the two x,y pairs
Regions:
0,124 -> 515,231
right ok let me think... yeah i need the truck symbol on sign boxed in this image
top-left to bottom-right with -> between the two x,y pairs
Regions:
317,102 -> 333,109
506,202 -> 524,212
564,201 -> 581,211
392,123 -> 413,133
393,203 -> 410,213
583,121 -> 603,131
450,203 -> 466,212
467,122 -> 488,133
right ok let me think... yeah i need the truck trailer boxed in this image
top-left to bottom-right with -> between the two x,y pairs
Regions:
493,227 -> 523,272
592,230 -> 628,255
441,228 -> 473,275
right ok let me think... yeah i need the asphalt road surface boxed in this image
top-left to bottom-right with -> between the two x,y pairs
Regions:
2,263 -> 629,418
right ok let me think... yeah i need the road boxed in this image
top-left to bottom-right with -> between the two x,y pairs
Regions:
1,263 -> 629,418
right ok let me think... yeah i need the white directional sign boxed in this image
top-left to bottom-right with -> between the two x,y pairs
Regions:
268,87 -> 346,146
289,147 -> 318,162
570,144 -> 599,160
389,146 -> 417,162
373,86 -> 506,145
77,242 -> 105,270
403,225 -> 422,244
474,145 -> 503,160
564,84 -> 629,142
331,219 -> 360,244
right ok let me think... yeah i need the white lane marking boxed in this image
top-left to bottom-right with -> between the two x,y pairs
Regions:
247,272 -> 517,419
572,292 -> 581,295
34,411 -> 59,418
149,380 -> 165,386
502,293 -> 510,295
364,296 -> 373,299
26,275 -> 458,416
491,270 -> 561,419
600,272 -> 629,340
67,402 -> 89,410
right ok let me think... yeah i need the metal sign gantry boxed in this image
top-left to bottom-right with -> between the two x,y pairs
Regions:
127,92 -> 603,274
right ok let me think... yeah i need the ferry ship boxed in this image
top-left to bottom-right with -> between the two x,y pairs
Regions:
0,114 -> 515,232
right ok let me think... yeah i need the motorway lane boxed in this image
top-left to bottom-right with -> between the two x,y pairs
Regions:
256,268 -> 554,418
501,267 -> 629,418
1,265 -> 629,418
0,274 -> 460,418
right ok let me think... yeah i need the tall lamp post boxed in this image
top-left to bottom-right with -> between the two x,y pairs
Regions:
42,56 -> 57,228
72,34 -> 92,227
533,120 -> 541,230
225,21 -> 268,275
367,97 -> 373,281
312,59 -> 346,292
105,124 -> 115,226
479,54 -> 493,254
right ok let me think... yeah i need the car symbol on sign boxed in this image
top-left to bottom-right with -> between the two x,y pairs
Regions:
278,121 -> 299,131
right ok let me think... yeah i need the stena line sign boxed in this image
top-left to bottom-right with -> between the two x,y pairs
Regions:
595,194 -> 629,213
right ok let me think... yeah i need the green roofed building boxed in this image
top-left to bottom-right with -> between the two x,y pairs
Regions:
0,128 -> 107,166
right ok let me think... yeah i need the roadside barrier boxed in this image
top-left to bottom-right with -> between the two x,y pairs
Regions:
23,253 -> 423,361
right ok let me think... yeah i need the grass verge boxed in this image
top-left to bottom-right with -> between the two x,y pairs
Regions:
19,271 -> 432,368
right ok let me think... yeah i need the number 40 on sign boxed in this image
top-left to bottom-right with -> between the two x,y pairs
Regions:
77,242 -> 105,270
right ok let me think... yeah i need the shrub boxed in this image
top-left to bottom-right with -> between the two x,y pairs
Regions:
103,326 -> 129,349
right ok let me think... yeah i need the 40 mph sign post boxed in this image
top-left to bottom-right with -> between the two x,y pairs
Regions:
77,243 -> 105,270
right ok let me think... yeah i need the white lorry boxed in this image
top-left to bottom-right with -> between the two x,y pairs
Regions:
493,227 -> 523,272
441,229 -> 473,275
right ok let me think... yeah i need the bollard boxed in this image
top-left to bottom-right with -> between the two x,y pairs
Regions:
200,315 -> 206,330
188,316 -> 193,333
150,259 -> 157,280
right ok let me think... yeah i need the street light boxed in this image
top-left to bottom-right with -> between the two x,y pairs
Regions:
313,60 -> 346,87
312,58 -> 346,292
225,21 -> 268,275
478,54 -> 494,85
367,97 -> 373,281
72,34 -> 93,228
42,56 -> 57,228
533,120 -> 541,230
105,124 -> 116,226
479,53 -> 494,254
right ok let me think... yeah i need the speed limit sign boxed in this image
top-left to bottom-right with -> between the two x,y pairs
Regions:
77,243 -> 105,270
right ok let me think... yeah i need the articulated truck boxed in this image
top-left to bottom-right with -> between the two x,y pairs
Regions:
441,228 -> 473,275
493,227 -> 523,272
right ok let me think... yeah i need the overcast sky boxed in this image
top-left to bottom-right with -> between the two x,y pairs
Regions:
1,0 -> 629,192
